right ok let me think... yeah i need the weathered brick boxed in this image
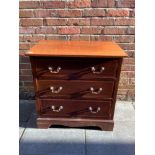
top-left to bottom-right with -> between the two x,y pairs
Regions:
58,27 -> 80,34
67,18 -> 90,26
91,18 -> 114,26
106,9 -> 129,17
83,9 -> 105,17
34,10 -> 58,18
107,0 -> 115,7
19,10 -> 34,18
130,9 -> 135,17
19,56 -> 30,63
119,43 -> 135,50
91,0 -> 107,8
81,27 -> 102,34
114,35 -> 135,43
20,75 -> 33,81
20,19 -> 43,26
23,35 -> 45,42
45,35 -> 68,41
104,27 -> 127,34
42,1 -> 65,9
36,27 -> 57,34
123,58 -> 135,64
19,1 -> 41,9
70,35 -> 90,41
19,63 -> 31,69
21,69 -> 32,75
19,43 -> 30,50
114,18 -> 135,26
19,27 -> 36,34
24,82 -> 34,86
127,27 -> 135,34
116,0 -> 135,8
67,0 -> 91,8
91,35 -> 113,41
45,19 -> 67,26
58,10 -> 83,18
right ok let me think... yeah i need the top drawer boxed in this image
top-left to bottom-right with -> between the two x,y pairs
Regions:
32,57 -> 119,80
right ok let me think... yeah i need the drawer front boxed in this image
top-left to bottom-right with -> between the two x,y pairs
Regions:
36,80 -> 114,100
33,57 -> 119,80
38,99 -> 112,119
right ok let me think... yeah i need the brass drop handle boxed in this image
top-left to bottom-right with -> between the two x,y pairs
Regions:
89,107 -> 101,114
50,86 -> 63,94
48,66 -> 61,73
90,87 -> 103,94
51,105 -> 63,112
91,66 -> 105,74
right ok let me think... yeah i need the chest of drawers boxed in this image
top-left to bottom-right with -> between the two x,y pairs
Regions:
25,40 -> 127,131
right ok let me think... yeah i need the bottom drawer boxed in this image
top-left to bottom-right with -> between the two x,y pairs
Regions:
37,99 -> 113,119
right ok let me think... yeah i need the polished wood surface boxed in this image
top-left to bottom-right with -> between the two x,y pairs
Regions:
25,40 -> 127,57
33,57 -> 119,80
38,99 -> 112,119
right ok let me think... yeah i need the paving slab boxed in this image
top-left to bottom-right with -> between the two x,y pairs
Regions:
19,122 -> 26,140
20,128 -> 85,155
86,102 -> 135,155
19,100 -> 35,122
114,101 -> 135,121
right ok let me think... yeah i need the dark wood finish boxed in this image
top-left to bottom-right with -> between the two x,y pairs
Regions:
37,117 -> 114,131
37,99 -> 112,119
26,40 -> 127,131
33,57 -> 119,80
36,80 -> 114,100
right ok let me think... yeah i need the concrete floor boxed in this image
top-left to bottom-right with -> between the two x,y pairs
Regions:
19,100 -> 135,155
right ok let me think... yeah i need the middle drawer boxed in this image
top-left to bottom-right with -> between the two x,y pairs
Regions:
36,80 -> 115,100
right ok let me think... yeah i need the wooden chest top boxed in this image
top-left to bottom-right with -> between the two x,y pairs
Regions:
25,40 -> 127,58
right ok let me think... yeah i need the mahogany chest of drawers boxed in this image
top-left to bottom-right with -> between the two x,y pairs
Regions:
25,40 -> 127,131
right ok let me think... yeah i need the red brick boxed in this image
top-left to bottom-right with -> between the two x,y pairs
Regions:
19,10 -> 34,18
106,9 -> 129,17
20,75 -> 33,81
23,35 -> 45,42
19,35 -> 24,42
126,51 -> 135,57
67,0 -> 91,8
46,19 -> 67,26
116,0 -> 135,8
24,82 -> 33,86
45,35 -> 67,41
123,58 -> 135,64
20,19 -> 43,26
19,27 -> 36,34
127,27 -> 135,34
114,18 -> 135,26
21,69 -> 32,75
91,18 -> 114,26
19,43 -> 30,50
36,27 -> 57,34
58,10 -> 83,18
19,1 -> 41,9
121,65 -> 135,71
20,56 -> 30,63
84,9 -> 105,17
91,35 -> 113,41
114,36 -> 135,43
70,35 -> 90,41
67,19 -> 90,26
81,27 -> 102,34
19,63 -> 31,69
104,27 -> 127,34
130,9 -> 135,17
119,43 -> 135,50
107,0 -> 115,7
34,10 -> 58,18
91,0 -> 107,8
42,1 -> 65,9
58,27 -> 80,34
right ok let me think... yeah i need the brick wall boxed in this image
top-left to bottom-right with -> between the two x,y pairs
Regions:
19,0 -> 135,101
